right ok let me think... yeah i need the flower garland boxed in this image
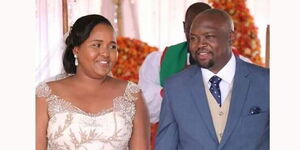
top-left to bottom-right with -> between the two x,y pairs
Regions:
112,36 -> 158,83
208,0 -> 263,65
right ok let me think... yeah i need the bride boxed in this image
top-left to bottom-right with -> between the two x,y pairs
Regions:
36,14 -> 150,150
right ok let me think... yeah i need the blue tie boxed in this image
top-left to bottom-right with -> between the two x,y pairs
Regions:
209,75 -> 222,107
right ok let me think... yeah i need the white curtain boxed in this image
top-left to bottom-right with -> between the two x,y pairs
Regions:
101,0 -> 140,39
68,0 -> 102,27
35,0 -> 103,85
36,0 -> 64,85
136,0 -> 208,51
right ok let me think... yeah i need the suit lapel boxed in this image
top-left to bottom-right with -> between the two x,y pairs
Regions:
219,58 -> 250,148
188,66 -> 218,143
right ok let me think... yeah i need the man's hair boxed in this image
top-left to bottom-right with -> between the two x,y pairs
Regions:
200,8 -> 234,32
184,2 -> 211,65
185,2 -> 211,21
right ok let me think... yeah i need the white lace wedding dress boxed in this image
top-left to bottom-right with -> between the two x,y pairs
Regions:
36,79 -> 140,150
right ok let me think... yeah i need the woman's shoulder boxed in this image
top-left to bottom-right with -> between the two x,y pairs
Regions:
110,78 -> 140,93
110,77 -> 128,86
36,75 -> 73,98
36,82 -> 51,98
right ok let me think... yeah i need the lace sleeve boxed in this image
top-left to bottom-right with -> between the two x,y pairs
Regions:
36,82 -> 51,98
125,81 -> 141,101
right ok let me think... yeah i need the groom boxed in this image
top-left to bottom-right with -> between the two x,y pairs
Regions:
155,9 -> 269,150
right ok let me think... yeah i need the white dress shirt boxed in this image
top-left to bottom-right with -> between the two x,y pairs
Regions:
138,50 -> 191,123
138,51 -> 163,123
201,53 -> 236,104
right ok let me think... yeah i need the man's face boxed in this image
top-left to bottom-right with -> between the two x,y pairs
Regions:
189,14 -> 232,73
184,12 -> 198,43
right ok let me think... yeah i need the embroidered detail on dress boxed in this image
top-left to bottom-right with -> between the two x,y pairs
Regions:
46,81 -> 139,119
65,113 -> 128,149
47,95 -> 115,118
47,97 -> 78,118
36,73 -> 73,99
48,113 -> 73,149
46,81 -> 138,149
54,73 -> 73,81
36,82 -> 51,98
124,81 -> 140,102
114,97 -> 136,124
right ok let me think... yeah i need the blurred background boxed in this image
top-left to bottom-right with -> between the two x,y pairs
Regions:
35,0 -> 269,84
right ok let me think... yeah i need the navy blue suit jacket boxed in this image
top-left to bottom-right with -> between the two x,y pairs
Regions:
155,57 -> 269,150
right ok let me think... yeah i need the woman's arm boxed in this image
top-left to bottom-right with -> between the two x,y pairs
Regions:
129,92 -> 150,150
36,96 -> 49,150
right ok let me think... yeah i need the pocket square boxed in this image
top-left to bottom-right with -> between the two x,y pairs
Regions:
249,106 -> 261,115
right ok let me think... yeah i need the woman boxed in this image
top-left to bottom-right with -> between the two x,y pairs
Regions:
36,14 -> 150,150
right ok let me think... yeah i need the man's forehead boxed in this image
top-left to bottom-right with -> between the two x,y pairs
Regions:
191,15 -> 228,31
190,26 -> 220,35
197,13 -> 224,23
192,19 -> 222,29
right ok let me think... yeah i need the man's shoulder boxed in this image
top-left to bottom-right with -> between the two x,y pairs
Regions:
144,51 -> 162,61
246,61 -> 268,74
161,41 -> 188,63
167,41 -> 187,49
164,65 -> 198,87
238,58 -> 269,79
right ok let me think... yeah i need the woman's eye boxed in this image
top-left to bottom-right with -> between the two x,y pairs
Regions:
92,43 -> 101,48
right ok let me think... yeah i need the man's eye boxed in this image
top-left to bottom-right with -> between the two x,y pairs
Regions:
109,44 -> 118,50
206,35 -> 215,39
190,36 -> 196,42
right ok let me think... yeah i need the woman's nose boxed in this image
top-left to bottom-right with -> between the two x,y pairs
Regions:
100,46 -> 109,57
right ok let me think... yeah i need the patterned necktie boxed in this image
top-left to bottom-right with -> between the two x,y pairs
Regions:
209,75 -> 222,107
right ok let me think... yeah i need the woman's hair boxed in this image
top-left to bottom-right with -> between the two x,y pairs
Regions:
63,14 -> 113,73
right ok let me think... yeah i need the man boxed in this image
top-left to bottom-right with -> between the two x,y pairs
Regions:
138,3 -> 211,148
139,2 -> 250,124
155,9 -> 269,150
139,1 -> 211,124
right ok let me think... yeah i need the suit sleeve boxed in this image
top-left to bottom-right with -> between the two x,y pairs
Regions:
155,82 -> 179,150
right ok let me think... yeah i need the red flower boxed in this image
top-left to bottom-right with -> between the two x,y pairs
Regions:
112,37 -> 158,83
209,0 -> 263,66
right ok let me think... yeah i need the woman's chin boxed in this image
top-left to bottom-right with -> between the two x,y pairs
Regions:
95,69 -> 111,77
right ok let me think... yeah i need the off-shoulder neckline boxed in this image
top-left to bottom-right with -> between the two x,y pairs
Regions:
43,81 -> 136,117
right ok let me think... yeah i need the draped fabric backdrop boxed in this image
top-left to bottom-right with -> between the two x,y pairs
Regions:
36,0 -> 269,85
36,0 -> 64,85
36,0 -> 103,85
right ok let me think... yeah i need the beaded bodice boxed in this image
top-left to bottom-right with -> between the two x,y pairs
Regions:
36,80 -> 140,150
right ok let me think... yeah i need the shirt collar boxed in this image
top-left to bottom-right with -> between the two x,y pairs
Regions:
201,53 -> 236,85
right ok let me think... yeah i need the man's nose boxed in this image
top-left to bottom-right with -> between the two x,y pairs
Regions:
197,37 -> 208,48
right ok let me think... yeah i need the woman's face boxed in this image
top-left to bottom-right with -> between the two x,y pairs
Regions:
74,24 -> 118,78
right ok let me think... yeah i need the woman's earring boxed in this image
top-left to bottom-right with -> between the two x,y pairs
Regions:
74,55 -> 78,66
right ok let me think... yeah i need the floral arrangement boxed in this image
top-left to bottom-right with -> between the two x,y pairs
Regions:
209,0 -> 263,65
112,36 -> 158,83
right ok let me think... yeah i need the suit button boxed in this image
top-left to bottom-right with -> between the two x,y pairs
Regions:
219,133 -> 223,138
219,111 -> 224,116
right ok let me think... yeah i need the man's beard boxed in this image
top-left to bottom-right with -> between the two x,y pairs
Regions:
189,52 -> 196,65
196,59 -> 214,69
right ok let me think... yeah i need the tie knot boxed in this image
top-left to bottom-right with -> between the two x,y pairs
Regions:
209,75 -> 222,85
